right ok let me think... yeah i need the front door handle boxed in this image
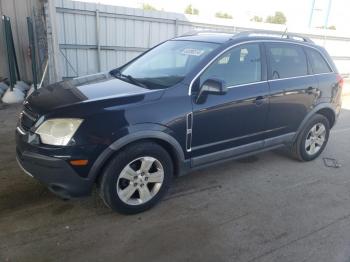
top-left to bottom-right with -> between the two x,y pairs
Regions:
254,96 -> 266,106
307,86 -> 317,94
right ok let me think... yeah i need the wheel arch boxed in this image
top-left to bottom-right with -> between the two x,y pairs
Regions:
316,107 -> 336,128
294,103 -> 336,142
89,131 -> 186,184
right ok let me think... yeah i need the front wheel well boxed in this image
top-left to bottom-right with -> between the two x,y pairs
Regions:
316,108 -> 336,128
95,138 -> 182,187
142,138 -> 182,177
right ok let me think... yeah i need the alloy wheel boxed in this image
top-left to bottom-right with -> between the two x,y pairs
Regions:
116,156 -> 164,205
305,123 -> 326,156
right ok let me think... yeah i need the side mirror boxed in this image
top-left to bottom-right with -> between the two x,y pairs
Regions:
196,78 -> 227,103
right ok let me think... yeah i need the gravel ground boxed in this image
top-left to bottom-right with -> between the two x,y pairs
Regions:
0,95 -> 350,262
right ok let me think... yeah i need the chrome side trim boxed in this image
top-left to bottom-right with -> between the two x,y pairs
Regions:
226,80 -> 268,89
312,72 -> 336,77
186,112 -> 193,152
16,126 -> 26,135
268,72 -> 335,82
16,157 -> 33,178
268,74 -> 313,82
188,39 -> 334,96
22,110 -> 36,121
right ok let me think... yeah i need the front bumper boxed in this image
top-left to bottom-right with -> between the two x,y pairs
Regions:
15,127 -> 96,199
16,148 -> 93,198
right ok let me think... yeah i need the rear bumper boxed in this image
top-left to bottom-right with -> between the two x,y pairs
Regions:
16,148 -> 93,199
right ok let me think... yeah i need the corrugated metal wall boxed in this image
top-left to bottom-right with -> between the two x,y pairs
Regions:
55,0 -> 350,79
55,0 -> 198,78
0,0 -> 43,82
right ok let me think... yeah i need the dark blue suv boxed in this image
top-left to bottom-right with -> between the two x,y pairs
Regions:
16,31 -> 343,213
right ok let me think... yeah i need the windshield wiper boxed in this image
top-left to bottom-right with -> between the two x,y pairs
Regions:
110,69 -> 149,89
124,74 -> 149,89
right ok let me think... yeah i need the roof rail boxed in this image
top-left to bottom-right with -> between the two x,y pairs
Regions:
179,30 -> 233,37
233,30 -> 314,43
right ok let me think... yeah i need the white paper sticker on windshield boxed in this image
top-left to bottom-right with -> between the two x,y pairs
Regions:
181,48 -> 205,56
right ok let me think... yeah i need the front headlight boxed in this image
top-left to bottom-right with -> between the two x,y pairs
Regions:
35,118 -> 83,146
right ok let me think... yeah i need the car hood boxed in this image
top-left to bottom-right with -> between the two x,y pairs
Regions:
27,72 -> 159,114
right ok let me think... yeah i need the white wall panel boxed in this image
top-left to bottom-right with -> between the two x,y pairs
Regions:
55,0 -> 350,79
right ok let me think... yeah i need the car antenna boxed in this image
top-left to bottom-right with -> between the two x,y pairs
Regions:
281,27 -> 288,38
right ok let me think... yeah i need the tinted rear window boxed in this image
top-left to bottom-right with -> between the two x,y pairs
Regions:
306,48 -> 332,74
267,43 -> 308,79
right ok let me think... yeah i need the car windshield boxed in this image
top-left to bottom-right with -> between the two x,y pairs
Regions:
115,40 -> 219,89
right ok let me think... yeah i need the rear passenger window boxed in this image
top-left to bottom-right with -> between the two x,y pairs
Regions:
200,43 -> 261,87
306,48 -> 332,74
267,44 -> 308,79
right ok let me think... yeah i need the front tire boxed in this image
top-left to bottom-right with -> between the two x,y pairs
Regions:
99,142 -> 173,214
291,114 -> 330,161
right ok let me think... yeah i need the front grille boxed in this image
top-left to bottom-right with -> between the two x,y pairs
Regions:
19,107 -> 39,132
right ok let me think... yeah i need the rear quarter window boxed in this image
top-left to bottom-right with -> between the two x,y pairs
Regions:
267,43 -> 308,79
306,48 -> 332,74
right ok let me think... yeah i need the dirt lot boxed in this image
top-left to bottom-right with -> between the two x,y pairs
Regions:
1,95 -> 350,262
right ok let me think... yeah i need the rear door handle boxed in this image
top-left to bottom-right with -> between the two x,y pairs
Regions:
254,96 -> 266,106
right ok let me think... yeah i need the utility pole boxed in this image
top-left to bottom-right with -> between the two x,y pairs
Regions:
309,0 -> 332,29
308,0 -> 316,28
324,0 -> 332,29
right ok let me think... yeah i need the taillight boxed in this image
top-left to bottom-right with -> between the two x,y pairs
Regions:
336,74 -> 344,88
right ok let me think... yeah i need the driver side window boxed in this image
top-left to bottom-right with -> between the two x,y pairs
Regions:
200,43 -> 262,88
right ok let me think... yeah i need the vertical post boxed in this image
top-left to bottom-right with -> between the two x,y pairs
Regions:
308,0 -> 316,28
3,15 -> 21,90
323,0 -> 332,46
27,17 -> 38,89
45,0 -> 62,83
324,0 -> 332,29
148,22 -> 151,48
3,16 -> 15,90
96,9 -> 102,72
174,18 -> 178,37
8,17 -> 21,81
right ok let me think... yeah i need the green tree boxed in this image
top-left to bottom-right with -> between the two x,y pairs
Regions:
215,12 -> 233,19
265,11 -> 287,24
142,3 -> 157,11
185,4 -> 199,15
250,16 -> 263,22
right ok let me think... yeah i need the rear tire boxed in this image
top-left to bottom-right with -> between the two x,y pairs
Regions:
99,142 -> 173,214
291,114 -> 330,161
